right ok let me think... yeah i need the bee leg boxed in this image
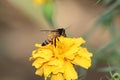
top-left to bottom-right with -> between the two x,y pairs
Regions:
57,37 -> 59,41
54,38 -> 56,47
53,37 -> 60,47
42,42 -> 46,46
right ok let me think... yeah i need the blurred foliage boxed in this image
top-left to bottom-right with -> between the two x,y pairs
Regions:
93,0 -> 120,76
111,73 -> 120,80
96,0 -> 120,27
42,1 -> 55,27
8,0 -> 55,28
7,0 -> 53,29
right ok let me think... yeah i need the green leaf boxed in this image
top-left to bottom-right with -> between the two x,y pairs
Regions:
103,0 -> 113,5
42,1 -> 55,27
96,0 -> 120,27
96,0 -> 102,4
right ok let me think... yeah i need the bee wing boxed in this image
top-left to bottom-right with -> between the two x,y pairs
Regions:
40,29 -> 57,32
40,30 -> 52,32
40,29 -> 57,38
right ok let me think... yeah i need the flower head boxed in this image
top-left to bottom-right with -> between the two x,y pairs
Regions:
33,0 -> 52,5
30,36 -> 92,80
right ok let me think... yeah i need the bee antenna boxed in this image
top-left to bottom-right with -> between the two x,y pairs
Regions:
64,25 -> 71,30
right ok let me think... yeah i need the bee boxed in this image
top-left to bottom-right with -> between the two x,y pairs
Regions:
41,28 -> 67,47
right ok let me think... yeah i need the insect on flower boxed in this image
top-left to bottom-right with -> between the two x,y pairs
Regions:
30,26 -> 93,80
40,28 -> 67,47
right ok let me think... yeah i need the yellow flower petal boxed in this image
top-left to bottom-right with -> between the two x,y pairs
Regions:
63,62 -> 78,80
52,66 -> 64,74
39,49 -> 53,59
47,58 -> 64,74
32,58 -> 48,68
78,47 -> 93,58
64,46 -> 79,60
74,37 -> 86,46
47,58 -> 63,66
30,36 -> 92,80
32,49 -> 53,60
43,65 -> 52,77
51,73 -> 64,80
35,66 -> 44,76
71,55 -> 92,69
29,57 -> 33,61
35,43 -> 42,47
58,37 -> 85,47
34,0 -> 47,5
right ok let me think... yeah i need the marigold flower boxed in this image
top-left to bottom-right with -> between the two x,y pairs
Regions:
33,0 -> 52,5
30,36 -> 92,80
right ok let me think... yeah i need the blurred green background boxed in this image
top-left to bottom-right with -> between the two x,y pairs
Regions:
0,0 -> 120,80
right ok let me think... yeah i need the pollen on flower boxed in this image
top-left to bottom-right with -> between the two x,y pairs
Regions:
30,36 -> 93,80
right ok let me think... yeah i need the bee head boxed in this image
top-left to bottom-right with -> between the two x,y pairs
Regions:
57,28 -> 66,37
